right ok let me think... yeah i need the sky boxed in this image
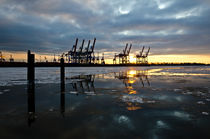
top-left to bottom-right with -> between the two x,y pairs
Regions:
0,0 -> 210,63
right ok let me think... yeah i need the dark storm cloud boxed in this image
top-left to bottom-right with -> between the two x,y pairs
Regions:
0,0 -> 210,55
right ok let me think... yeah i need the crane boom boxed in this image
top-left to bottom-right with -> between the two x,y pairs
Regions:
127,44 -> 132,55
73,38 -> 78,53
91,38 -> 96,52
140,46 -> 145,57
123,43 -> 128,54
79,39 -> 85,53
86,40 -> 90,53
146,47 -> 150,57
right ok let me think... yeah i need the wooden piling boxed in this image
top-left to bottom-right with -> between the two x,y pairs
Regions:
27,50 -> 35,82
60,58 -> 65,83
60,58 -> 65,115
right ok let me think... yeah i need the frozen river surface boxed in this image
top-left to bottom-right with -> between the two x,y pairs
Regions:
0,66 -> 210,139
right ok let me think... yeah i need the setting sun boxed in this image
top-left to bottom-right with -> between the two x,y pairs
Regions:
129,55 -> 136,63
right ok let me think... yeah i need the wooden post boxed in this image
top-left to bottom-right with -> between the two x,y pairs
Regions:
60,58 -> 65,115
27,50 -> 35,82
60,58 -> 65,83
27,50 -> 36,126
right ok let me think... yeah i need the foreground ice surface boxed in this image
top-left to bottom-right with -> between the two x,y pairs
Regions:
121,95 -> 144,103
0,66 -> 210,139
0,66 -> 210,86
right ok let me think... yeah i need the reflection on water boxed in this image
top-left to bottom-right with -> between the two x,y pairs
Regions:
27,81 -> 36,126
60,79 -> 65,116
68,75 -> 95,94
114,70 -> 150,95
27,69 -> 151,126
147,67 -> 210,76
126,102 -> 142,111
1,67 -> 210,138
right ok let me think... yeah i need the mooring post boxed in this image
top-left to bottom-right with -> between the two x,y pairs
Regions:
27,50 -> 35,126
60,57 -> 65,115
27,50 -> 35,82
60,58 -> 65,83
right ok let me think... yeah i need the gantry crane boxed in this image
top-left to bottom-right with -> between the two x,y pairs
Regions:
113,43 -> 132,64
101,53 -> 105,64
65,38 -> 99,64
9,55 -> 14,62
136,46 -> 150,64
0,51 -> 5,62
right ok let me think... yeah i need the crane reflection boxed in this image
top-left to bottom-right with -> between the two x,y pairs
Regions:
115,69 -> 150,94
115,69 -> 151,111
67,75 -> 95,95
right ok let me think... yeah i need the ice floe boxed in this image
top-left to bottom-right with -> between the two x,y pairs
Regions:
111,90 -> 117,92
174,89 -> 182,92
121,95 -> 156,104
114,115 -> 134,129
147,100 -> 156,103
196,91 -> 205,96
3,89 -> 10,92
118,115 -> 129,124
197,101 -> 205,105
156,120 -> 169,128
183,91 -> 193,95
49,108 -> 54,112
202,112 -> 209,115
84,91 -> 95,95
206,98 -> 210,101
121,95 -> 144,103
69,91 -> 78,94
173,111 -> 190,120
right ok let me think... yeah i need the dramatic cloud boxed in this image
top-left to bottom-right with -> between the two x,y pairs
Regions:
0,0 -> 210,55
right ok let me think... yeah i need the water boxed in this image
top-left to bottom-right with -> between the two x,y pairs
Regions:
0,66 -> 210,138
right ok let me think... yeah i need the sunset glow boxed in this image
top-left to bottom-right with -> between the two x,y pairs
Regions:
1,51 -> 210,64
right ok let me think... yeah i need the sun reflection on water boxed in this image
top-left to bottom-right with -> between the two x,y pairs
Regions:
115,69 -> 151,111
126,102 -> 142,111
128,70 -> 136,77
147,67 -> 210,76
127,86 -> 136,94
